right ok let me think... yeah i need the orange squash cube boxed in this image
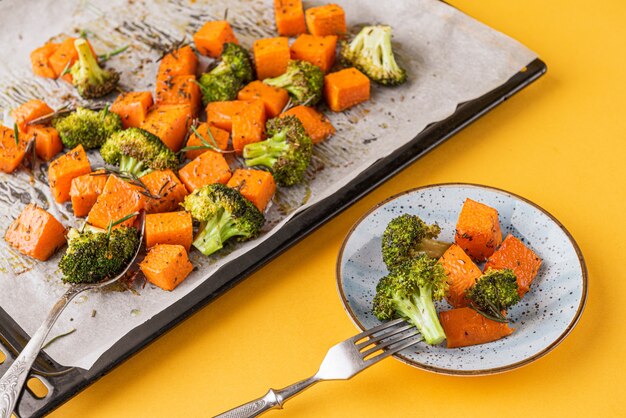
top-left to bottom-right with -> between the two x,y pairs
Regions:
140,169 -> 189,214
280,105 -> 335,144
178,151 -> 232,193
439,244 -> 482,308
0,125 -> 29,173
5,204 -> 66,261
158,45 -> 198,77
184,122 -> 230,161
11,100 -> 54,132
227,169 -> 276,212
253,37 -> 290,80
155,74 -> 202,117
140,104 -> 192,152
87,175 -> 146,229
305,4 -> 346,37
231,100 -> 266,154
323,68 -> 370,112
455,198 -> 503,262
69,171 -> 108,217
48,145 -> 92,203
206,100 -> 251,132
274,0 -> 306,36
290,34 -> 337,73
237,81 -> 289,118
440,307 -> 515,348
110,91 -> 154,129
193,21 -> 239,58
26,125 -> 63,161
30,42 -> 60,78
485,234 -> 543,297
146,211 -> 193,251
140,244 -> 193,291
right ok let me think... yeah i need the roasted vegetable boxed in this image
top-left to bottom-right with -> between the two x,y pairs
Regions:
242,115 -> 312,186
59,225 -> 139,284
100,127 -> 178,177
466,268 -> 521,323
340,25 -> 406,86
70,38 -> 120,98
381,214 -> 450,272
197,43 -> 254,105
263,60 -> 324,106
372,254 -> 448,345
52,106 -> 122,149
182,183 -> 265,256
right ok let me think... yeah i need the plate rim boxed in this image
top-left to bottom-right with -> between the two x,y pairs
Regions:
335,182 -> 588,376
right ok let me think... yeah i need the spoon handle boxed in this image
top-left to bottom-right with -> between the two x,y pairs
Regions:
0,289 -> 79,418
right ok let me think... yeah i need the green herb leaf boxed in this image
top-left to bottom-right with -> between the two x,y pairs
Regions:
106,212 -> 139,239
42,328 -> 77,350
13,122 -> 19,146
98,44 -> 129,62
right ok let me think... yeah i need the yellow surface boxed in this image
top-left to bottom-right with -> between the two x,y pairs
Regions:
49,0 -> 626,417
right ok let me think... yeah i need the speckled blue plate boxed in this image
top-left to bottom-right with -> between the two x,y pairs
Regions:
336,184 -> 587,375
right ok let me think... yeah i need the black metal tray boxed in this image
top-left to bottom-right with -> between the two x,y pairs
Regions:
0,57 -> 546,417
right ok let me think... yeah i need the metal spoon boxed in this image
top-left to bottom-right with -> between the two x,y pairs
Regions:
0,212 -> 146,418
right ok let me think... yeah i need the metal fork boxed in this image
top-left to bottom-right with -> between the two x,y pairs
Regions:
0,212 -> 146,418
215,318 -> 421,418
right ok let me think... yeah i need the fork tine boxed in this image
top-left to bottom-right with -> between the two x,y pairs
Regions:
355,323 -> 415,350
362,334 -> 423,367
360,328 -> 420,359
351,318 -> 406,343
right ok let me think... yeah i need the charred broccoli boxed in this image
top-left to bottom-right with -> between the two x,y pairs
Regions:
373,254 -> 448,345
182,184 -> 265,256
197,43 -> 254,105
381,214 -> 450,271
466,268 -> 521,323
100,128 -> 178,177
341,25 -> 406,86
51,106 -> 122,149
242,116 -> 312,186
70,38 -> 120,98
59,226 -> 139,284
263,60 -> 324,105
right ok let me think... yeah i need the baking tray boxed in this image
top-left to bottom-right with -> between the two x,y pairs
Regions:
0,55 -> 546,416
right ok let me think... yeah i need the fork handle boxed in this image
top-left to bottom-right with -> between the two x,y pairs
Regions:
215,376 -> 319,418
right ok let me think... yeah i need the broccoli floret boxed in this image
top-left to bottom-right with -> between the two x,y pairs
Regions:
100,127 -> 178,177
242,116 -> 312,186
372,254 -> 448,345
51,106 -> 122,149
197,43 -> 254,105
182,184 -> 265,256
381,214 -> 450,271
70,38 -> 120,99
263,60 -> 324,106
466,268 -> 521,323
341,25 -> 407,86
59,226 -> 139,284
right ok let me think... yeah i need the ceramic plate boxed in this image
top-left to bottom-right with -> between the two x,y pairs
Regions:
336,184 -> 587,375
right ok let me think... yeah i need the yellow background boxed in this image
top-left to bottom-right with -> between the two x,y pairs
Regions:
48,0 -> 625,416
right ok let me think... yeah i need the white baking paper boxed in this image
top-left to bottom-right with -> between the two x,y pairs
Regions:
0,0 -> 537,369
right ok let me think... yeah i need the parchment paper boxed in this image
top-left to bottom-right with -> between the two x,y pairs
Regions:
0,0 -> 537,369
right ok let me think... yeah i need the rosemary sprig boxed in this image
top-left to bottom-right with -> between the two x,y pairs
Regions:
42,328 -> 77,350
106,212 -> 139,239
101,104 -> 109,122
98,44 -> 129,62
91,168 -> 162,200
13,122 -> 19,146
26,103 -> 73,126
179,125 -> 234,155
60,60 -> 73,76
